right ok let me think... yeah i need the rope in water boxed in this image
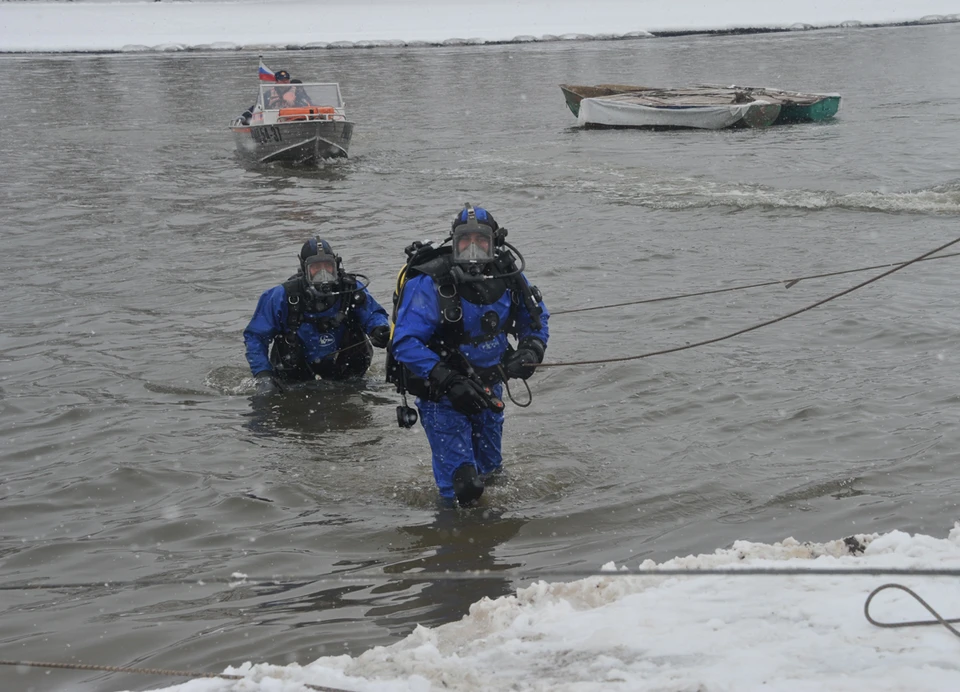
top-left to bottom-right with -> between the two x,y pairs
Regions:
7,566 -> 960,590
0,659 -> 349,691
538,233 -> 960,368
549,251 -> 960,316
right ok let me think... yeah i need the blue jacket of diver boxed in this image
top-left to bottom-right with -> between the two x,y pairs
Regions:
391,264 -> 550,387
244,281 -> 389,377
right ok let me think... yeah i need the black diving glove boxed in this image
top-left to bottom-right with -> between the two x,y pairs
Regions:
369,325 -> 390,349
429,362 -> 488,416
253,371 -> 281,397
503,337 -> 546,380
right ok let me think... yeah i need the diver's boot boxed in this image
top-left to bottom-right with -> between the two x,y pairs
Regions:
453,464 -> 485,506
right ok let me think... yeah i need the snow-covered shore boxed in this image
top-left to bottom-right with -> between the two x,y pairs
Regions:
0,0 -> 958,53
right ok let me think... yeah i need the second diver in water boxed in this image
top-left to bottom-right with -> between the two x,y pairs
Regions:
244,237 -> 391,396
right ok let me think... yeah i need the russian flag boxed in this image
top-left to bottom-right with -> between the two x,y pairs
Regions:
258,58 -> 276,82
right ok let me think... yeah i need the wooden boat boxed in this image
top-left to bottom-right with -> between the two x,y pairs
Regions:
699,85 -> 842,123
230,81 -> 354,164
560,83 -> 653,118
561,83 -> 840,126
575,87 -> 781,130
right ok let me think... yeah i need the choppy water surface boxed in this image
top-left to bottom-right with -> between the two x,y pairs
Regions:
2,24 -> 960,691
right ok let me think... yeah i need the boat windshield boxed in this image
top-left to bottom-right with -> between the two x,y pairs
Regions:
258,82 -> 344,110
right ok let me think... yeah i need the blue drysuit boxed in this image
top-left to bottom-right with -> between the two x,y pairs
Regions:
244,283 -> 389,379
391,272 -> 549,499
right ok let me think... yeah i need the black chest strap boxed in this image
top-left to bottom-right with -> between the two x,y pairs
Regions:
281,277 -> 364,342
418,256 -> 519,351
387,251 -> 543,398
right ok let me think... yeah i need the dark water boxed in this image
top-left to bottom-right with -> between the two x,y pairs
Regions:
2,23 -> 960,691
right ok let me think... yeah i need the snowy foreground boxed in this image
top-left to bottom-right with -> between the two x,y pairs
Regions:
141,526 -> 960,692
0,0 -> 958,53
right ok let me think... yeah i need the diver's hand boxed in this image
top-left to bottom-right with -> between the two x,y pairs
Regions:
445,377 -> 490,416
253,371 -> 281,397
369,325 -> 390,349
429,363 -> 488,416
503,338 -> 545,380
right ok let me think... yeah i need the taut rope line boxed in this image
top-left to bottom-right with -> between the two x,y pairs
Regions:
0,659 -> 351,691
7,566 -> 960,591
539,234 -> 960,368
551,251 -> 960,316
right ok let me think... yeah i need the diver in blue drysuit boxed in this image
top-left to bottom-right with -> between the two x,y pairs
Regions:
244,237 -> 391,396
390,205 -> 550,505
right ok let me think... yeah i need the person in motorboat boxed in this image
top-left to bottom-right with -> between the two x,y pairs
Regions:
265,70 -> 294,109
244,237 -> 391,397
387,204 -> 550,506
266,84 -> 297,110
239,69 -> 293,124
289,79 -> 314,107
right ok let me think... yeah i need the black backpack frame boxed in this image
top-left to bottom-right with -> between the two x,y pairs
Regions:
385,241 -> 543,400
271,275 -> 373,380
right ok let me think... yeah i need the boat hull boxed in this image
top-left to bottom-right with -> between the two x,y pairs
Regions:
230,120 -> 354,164
739,101 -> 781,128
776,95 -> 841,123
577,97 -> 774,130
697,85 -> 842,124
562,84 -> 839,126
560,83 -> 649,118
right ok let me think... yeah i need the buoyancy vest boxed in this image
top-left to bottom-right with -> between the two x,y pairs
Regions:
269,275 -> 373,381
385,243 -> 543,399
279,274 -> 365,343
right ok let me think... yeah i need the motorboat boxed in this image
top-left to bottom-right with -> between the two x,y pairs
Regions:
230,81 -> 354,164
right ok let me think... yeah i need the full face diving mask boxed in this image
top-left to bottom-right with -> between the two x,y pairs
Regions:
303,253 -> 339,294
451,205 -> 495,266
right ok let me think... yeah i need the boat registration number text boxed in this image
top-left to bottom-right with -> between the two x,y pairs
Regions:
252,126 -> 283,144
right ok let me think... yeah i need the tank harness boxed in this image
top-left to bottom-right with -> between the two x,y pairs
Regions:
270,274 -> 371,379
386,240 -> 543,401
